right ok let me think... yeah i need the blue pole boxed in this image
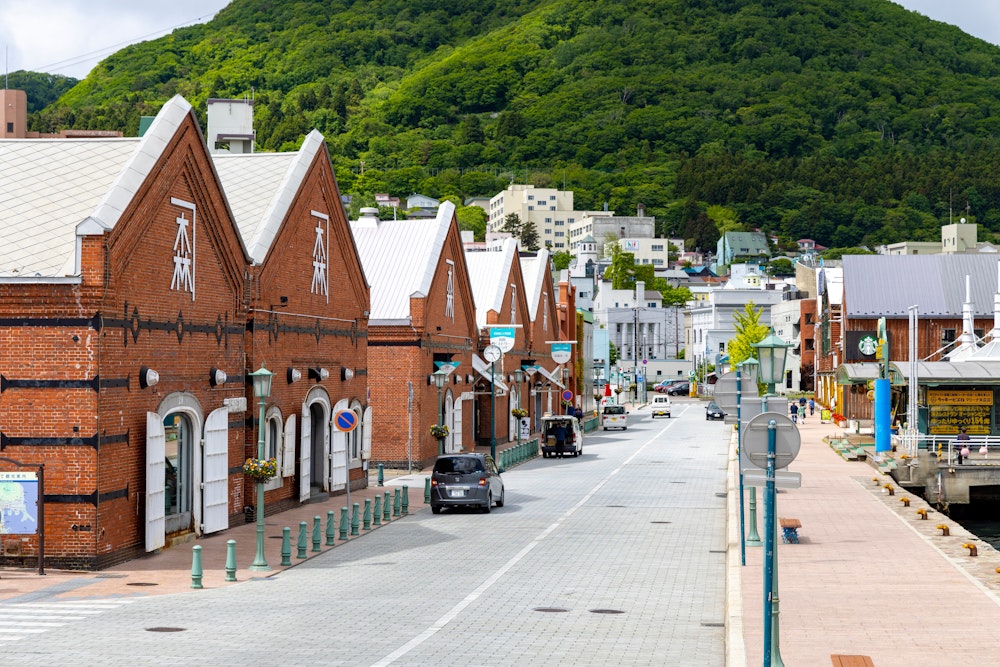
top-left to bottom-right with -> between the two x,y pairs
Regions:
763,419 -> 777,667
737,369 -> 746,566
874,378 -> 891,453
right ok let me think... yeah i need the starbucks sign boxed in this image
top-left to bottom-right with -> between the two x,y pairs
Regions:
858,335 -> 878,356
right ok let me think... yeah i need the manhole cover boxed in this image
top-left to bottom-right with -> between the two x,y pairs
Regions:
126,582 -> 158,587
605,505 -> 625,508
669,481 -> 685,484
650,521 -> 672,524
701,622 -> 724,627
146,627 -> 186,632
714,492 -> 727,498
709,549 -> 725,554
533,607 -> 569,613
589,609 -> 625,614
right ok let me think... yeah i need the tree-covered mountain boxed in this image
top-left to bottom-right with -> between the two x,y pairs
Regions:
22,0 -> 1000,251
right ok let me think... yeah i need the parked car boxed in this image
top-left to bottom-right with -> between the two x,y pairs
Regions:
653,380 -> 674,393
602,404 -> 629,430
651,395 -> 672,418
706,401 -> 726,421
666,382 -> 690,396
430,453 -> 504,514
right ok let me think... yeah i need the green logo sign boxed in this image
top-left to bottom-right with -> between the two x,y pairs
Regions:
858,335 -> 878,356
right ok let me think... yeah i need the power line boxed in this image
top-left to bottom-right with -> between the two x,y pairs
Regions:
27,9 -> 223,75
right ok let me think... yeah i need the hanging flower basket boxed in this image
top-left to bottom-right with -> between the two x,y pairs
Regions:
243,457 -> 277,482
511,408 -> 529,418
430,424 -> 450,439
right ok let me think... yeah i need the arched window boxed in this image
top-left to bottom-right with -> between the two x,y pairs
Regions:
264,405 -> 283,490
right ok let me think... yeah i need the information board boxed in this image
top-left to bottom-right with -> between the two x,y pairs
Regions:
0,471 -> 38,535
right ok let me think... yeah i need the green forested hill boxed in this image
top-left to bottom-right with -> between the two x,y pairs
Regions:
23,0 -> 1000,251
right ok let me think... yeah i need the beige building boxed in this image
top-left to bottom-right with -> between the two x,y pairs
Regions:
487,184 -> 603,251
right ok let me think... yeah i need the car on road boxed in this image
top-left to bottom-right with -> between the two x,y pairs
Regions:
651,395 -> 672,418
706,401 -> 725,421
541,414 -> 584,458
602,404 -> 629,430
666,382 -> 690,396
430,453 -> 504,514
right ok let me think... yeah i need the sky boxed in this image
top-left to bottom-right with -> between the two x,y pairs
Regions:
1,1 -> 1000,80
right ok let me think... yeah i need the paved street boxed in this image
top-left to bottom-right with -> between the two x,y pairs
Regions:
0,400 -> 731,666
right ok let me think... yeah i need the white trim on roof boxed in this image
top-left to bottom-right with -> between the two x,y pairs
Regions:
415,200 -> 456,299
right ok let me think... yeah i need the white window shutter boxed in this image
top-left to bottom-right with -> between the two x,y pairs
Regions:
361,407 -> 372,459
282,414 -> 296,477
145,412 -> 166,552
202,407 -> 229,534
299,402 -> 311,502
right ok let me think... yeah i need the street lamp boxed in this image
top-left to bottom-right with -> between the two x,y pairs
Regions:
593,365 -> 602,418
750,329 -> 792,667
561,367 -> 570,413
739,356 -> 762,550
248,364 -> 273,572
513,367 -> 524,452
432,371 -> 447,455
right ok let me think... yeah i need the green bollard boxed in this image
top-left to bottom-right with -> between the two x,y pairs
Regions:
225,539 -> 237,581
377,463 -> 384,487
424,477 -> 431,504
350,502 -> 360,536
297,521 -> 308,559
325,510 -> 337,546
339,506 -> 350,540
280,528 -> 291,566
373,494 -> 382,526
393,488 -> 401,517
401,485 -> 409,516
363,498 -> 372,530
312,516 -> 322,552
383,491 -> 392,522
191,545 -> 203,589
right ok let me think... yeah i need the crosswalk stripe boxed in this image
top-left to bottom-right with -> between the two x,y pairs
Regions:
0,598 -> 138,644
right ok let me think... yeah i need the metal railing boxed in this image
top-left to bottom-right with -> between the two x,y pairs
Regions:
893,429 -> 1000,465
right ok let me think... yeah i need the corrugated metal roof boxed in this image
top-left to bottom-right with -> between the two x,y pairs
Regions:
843,254 -> 1000,317
214,152 -> 296,262
520,248 -> 550,321
0,95 -> 193,278
350,202 -> 453,322
465,239 -> 516,328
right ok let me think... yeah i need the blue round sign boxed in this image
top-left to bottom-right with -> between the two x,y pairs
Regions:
561,389 -> 574,401
334,410 -> 358,432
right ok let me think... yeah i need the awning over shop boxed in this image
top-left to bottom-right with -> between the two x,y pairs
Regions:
472,354 -> 509,393
834,360 -> 1000,386
533,365 -> 566,390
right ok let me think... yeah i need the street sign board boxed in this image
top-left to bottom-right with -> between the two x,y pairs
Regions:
490,327 -> 516,353
551,342 -> 572,364
741,412 -> 800,471
334,410 -> 359,432
742,471 -> 802,489
562,389 -> 574,402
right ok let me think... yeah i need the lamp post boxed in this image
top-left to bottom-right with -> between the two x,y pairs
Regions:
594,365 -> 602,418
432,371 -> 447,456
513,367 -> 524,451
561,367 -> 571,414
738,357 -> 762,551
248,365 -> 273,572
751,328 -> 792,667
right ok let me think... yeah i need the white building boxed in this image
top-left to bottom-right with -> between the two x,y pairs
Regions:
487,184 -> 604,251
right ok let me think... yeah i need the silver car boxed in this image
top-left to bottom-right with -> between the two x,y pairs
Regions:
430,454 -> 505,514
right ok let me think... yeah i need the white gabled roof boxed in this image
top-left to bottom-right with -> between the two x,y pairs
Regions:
350,201 -> 455,323
465,238 -> 517,328
520,247 -> 551,321
214,130 -> 324,262
0,95 -> 192,279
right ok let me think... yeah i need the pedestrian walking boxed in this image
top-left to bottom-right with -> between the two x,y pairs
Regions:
798,396 -> 807,423
573,406 -> 584,425
808,398 -> 815,416
552,421 -> 569,458
789,402 -> 799,424
956,427 -> 970,464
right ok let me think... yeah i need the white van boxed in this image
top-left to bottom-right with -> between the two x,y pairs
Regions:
541,415 -> 584,458
602,404 -> 628,430
651,395 -> 672,418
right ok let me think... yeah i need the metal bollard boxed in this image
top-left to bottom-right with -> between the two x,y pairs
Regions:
383,491 -> 392,522
424,477 -> 431,504
297,521 -> 308,559
373,494 -> 382,526
325,510 -> 337,546
377,463 -> 384,487
401,485 -> 409,516
339,506 -> 349,540
225,539 -> 238,581
191,545 -> 203,589
363,498 -> 372,530
312,515 -> 322,552
280,528 -> 291,566
393,488 -> 401,517
351,502 -> 360,536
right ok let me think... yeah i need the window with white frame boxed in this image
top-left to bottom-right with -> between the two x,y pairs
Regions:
264,407 -> 283,489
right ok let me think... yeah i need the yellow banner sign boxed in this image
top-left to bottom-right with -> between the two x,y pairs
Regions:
927,390 -> 993,406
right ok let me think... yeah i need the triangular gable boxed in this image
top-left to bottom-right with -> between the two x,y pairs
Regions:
216,130 -> 368,314
520,251 -> 558,354
466,238 -> 520,329
104,96 -> 249,298
423,204 -> 478,337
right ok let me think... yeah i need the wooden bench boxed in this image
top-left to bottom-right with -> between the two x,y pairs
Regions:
831,655 -> 874,667
779,517 -> 801,544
